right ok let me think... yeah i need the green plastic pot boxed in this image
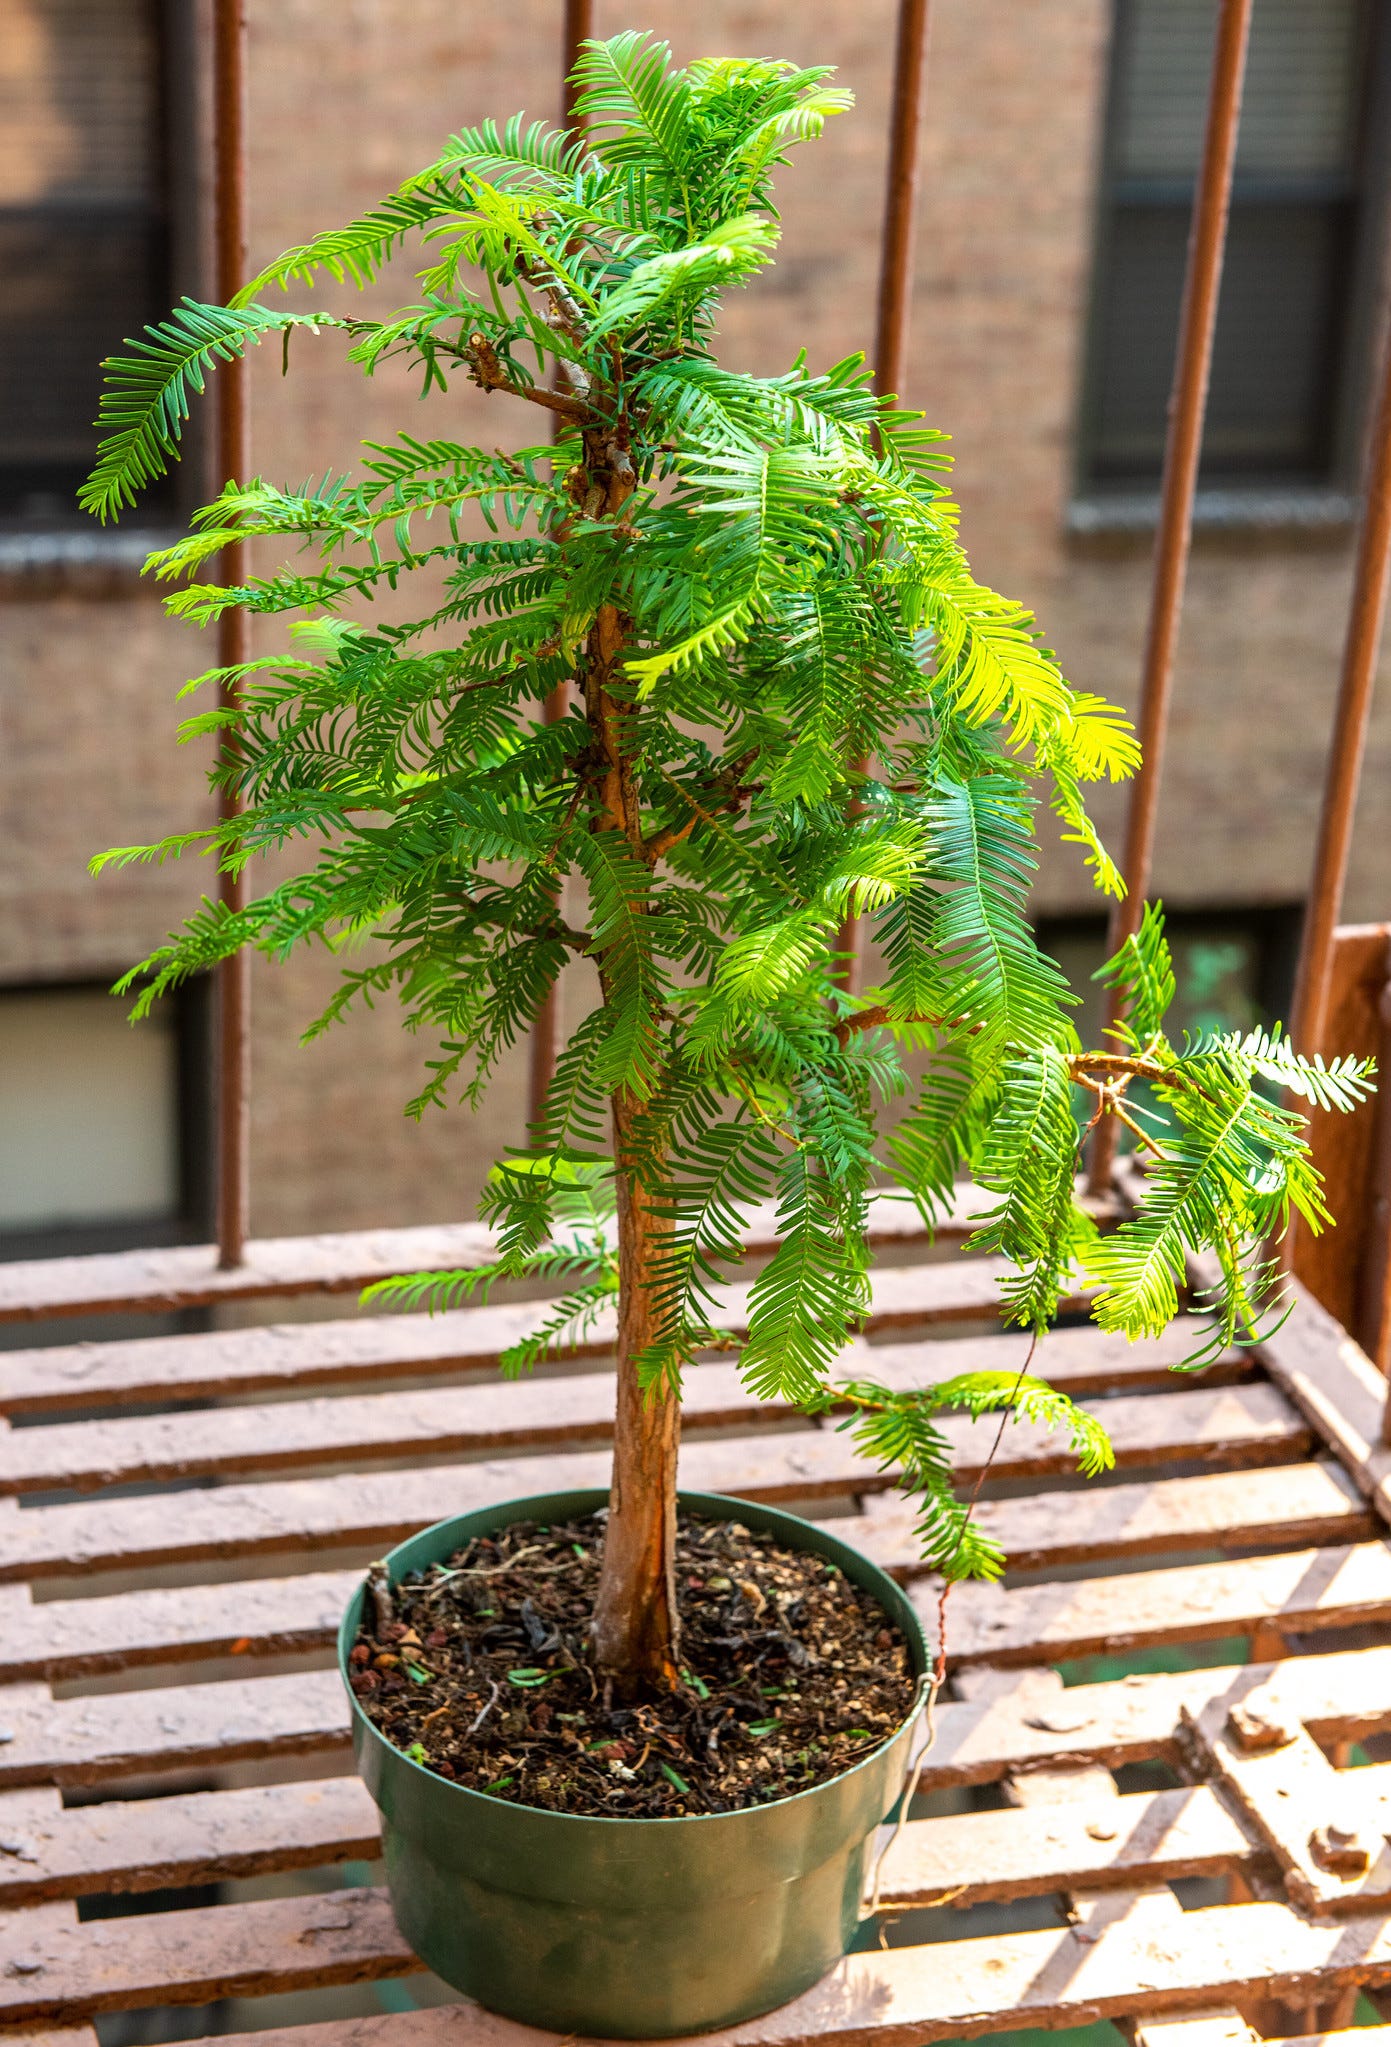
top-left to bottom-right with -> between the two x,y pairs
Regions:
340,1488 -> 928,2038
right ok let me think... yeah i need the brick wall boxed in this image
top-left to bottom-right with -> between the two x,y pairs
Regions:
1,0 -> 1388,1234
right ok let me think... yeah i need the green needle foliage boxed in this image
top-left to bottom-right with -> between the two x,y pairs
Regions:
86,35 -> 1371,1674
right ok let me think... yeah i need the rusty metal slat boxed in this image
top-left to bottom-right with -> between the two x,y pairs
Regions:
0,1776 -> 1246,1913
1243,1271 -> 1391,1512
38,1894 -> 1391,2045
0,1361 -> 1294,1499
13,1635 -> 1391,1800
937,1538 -> 1391,1670
0,1796 -> 1358,2035
0,1886 -> 414,2026
1087,0 -> 1254,1195
0,1466 -> 1363,1688
0,1310 -> 1239,1422
0,1778 -> 380,1909
0,1383 -> 1307,1584
1184,1688 -> 1391,1918
0,1187 -> 960,1325
213,0 -> 252,1266
874,1782 -> 1251,1906
855,1457 -> 1368,1581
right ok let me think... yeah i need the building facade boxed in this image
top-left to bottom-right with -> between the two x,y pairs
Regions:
2,0 -> 1389,1253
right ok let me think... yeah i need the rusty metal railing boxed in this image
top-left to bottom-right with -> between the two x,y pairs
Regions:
1085,0 -> 1254,1195
833,0 -> 933,1000
201,1 -> 1387,1297
213,0 -> 252,1266
529,0 -> 597,1126
1290,335 -> 1391,1063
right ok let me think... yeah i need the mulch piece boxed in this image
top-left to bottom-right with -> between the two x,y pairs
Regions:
349,1511 -> 917,1817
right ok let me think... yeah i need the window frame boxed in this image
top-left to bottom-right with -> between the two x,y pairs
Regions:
1072,0 -> 1391,532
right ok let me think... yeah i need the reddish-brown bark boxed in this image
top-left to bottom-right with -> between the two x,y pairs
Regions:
590,1089 -> 682,1691
575,432 -> 682,1691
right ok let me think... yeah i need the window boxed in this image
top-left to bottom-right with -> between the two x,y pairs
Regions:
1036,906 -> 1302,1050
0,982 -> 211,1259
0,0 -> 176,524
1079,0 -> 1385,498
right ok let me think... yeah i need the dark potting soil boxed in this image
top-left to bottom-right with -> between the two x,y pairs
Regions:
349,1512 -> 917,1817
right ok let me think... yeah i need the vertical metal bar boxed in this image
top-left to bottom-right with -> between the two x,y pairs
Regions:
528,0 -> 596,1126
1289,328 -> 1391,1059
214,0 -> 251,1263
875,0 -> 932,410
560,0 -> 594,125
1366,934 -> 1391,1387
1086,0 -> 1253,1196
838,0 -> 933,995
1279,324 -> 1391,1433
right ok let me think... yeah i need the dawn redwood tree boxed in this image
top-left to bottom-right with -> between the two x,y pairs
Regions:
84,35 -> 1370,1695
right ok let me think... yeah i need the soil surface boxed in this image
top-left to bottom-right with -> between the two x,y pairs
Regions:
349,1511 -> 918,1816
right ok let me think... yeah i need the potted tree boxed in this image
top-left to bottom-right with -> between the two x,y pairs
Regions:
84,33 -> 1370,2036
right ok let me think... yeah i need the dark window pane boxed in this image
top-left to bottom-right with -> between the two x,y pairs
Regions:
0,0 -> 169,522
0,210 -> 170,513
1089,200 -> 1351,481
1114,0 -> 1363,183
1082,0 -> 1376,492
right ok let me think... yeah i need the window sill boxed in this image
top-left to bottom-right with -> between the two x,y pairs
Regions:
1066,486 -> 1357,541
0,526 -> 178,600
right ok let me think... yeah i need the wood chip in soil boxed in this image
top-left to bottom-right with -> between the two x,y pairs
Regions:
349,1511 -> 917,1817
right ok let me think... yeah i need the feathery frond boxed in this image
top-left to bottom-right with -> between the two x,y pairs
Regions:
82,302 -> 341,520
82,33 -> 1369,1616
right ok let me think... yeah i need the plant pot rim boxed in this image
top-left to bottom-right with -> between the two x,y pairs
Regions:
340,1485 -> 929,1830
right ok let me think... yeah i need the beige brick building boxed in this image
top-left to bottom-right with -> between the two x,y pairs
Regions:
2,0 -> 1389,1255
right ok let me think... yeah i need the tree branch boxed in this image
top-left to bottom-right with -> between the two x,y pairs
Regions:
466,333 -> 589,421
642,815 -> 697,863
641,751 -> 764,867
831,1003 -> 958,1047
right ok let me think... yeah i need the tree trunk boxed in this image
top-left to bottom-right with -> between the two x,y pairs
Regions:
590,1087 -> 682,1692
572,434 -> 681,1694
579,566 -> 682,1691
